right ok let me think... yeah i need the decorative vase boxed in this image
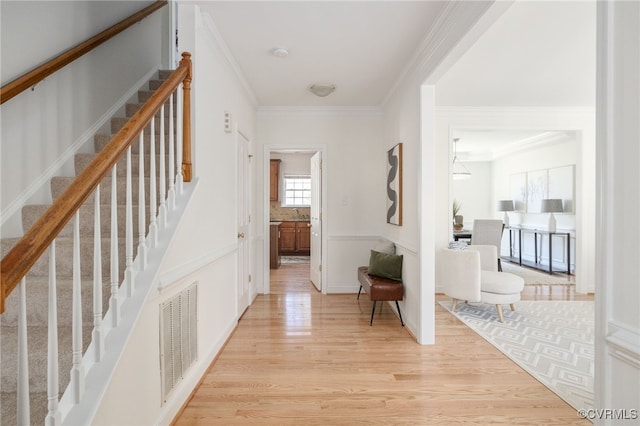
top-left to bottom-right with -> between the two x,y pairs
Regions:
453,215 -> 464,231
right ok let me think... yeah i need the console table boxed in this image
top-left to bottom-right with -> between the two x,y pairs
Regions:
503,227 -> 572,275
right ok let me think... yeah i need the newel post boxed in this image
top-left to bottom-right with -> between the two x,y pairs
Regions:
180,52 -> 192,182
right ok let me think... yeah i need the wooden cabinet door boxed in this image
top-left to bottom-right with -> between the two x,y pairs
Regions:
297,222 -> 311,254
279,222 -> 296,253
269,225 -> 281,269
270,160 -> 281,201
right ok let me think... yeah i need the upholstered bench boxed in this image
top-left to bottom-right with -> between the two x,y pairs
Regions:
357,266 -> 404,326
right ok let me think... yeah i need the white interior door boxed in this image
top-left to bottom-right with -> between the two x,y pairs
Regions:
236,132 -> 251,316
310,152 -> 322,291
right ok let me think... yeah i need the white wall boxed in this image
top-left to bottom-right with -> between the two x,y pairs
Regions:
595,1 -> 640,420
257,110 -> 386,294
0,1 -> 165,237
92,4 -> 257,424
380,76 -> 425,342
272,152 -> 312,175
452,161 -> 493,229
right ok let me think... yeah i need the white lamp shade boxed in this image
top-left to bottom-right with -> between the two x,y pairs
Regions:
497,200 -> 514,212
540,199 -> 563,213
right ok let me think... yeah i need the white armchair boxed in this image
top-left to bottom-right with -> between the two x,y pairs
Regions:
439,245 -> 524,322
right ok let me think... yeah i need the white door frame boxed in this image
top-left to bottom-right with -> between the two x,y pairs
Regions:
236,129 -> 252,316
263,145 -> 328,295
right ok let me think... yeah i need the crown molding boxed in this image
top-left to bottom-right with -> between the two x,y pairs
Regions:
436,106 -> 596,120
490,131 -> 572,160
382,0 -> 498,107
256,106 -> 384,118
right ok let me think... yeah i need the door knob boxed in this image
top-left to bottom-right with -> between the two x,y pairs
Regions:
237,232 -> 245,239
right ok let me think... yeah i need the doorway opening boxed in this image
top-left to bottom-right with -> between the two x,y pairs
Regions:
264,146 -> 326,295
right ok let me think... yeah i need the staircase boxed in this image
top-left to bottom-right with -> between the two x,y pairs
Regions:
1,70 -> 176,425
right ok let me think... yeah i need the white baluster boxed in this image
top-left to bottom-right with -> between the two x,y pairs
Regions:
149,115 -> 158,247
71,211 -> 85,402
109,165 -> 121,327
125,146 -> 135,296
138,132 -> 148,271
46,242 -> 61,426
93,184 -> 104,361
158,103 -> 167,228
168,94 -> 176,211
176,85 -> 184,195
17,277 -> 30,426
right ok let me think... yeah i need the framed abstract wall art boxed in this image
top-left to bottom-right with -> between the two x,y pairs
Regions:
386,143 -> 403,226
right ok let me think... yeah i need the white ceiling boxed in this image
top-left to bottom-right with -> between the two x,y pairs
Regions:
196,1 -> 596,154
199,1 -> 447,107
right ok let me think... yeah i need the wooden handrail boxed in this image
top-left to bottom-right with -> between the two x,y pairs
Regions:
0,52 -> 192,313
0,0 -> 167,105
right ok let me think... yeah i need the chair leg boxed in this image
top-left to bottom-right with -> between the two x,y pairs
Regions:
451,298 -> 458,312
357,285 -> 362,300
496,304 -> 504,322
395,301 -> 405,327
509,303 -> 516,311
370,301 -> 377,326
498,258 -> 502,272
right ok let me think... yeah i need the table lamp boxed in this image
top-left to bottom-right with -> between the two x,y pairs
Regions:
540,199 -> 563,233
497,200 -> 514,227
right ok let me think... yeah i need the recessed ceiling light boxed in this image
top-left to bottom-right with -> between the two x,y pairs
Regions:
271,47 -> 289,57
309,84 -> 336,97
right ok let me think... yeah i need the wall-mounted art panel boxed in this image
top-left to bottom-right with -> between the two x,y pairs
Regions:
386,143 -> 403,226
526,169 -> 548,213
509,172 -> 527,212
548,165 -> 575,213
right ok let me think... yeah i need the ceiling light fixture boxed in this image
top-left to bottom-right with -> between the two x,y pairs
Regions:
308,84 -> 336,97
271,47 -> 289,57
452,138 -> 472,180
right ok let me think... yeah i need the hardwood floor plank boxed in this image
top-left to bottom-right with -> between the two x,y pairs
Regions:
173,263 -> 591,425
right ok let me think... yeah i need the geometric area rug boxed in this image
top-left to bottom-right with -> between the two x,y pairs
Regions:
439,300 -> 594,411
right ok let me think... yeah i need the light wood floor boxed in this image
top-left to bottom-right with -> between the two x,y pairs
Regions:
173,263 -> 593,425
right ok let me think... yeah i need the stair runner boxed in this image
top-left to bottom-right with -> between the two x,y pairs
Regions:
0,70 -> 175,424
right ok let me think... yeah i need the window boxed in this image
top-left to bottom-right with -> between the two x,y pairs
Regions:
283,175 -> 311,206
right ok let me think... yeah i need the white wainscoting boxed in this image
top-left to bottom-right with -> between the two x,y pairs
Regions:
326,235 -> 419,337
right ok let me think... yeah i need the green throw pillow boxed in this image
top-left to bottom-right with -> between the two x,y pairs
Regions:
368,250 -> 403,281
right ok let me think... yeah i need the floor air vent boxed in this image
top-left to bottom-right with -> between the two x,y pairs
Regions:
160,284 -> 198,402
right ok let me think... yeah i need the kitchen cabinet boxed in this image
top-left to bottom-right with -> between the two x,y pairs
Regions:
297,222 -> 311,252
269,223 -> 281,269
270,159 -> 281,201
279,221 -> 310,255
279,222 -> 296,253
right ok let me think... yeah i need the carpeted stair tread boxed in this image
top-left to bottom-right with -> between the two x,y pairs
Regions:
75,153 -> 170,177
125,101 -> 174,119
1,324 -> 93,393
158,70 -> 173,79
1,277 -> 111,327
7,236 -> 129,280
51,175 -> 169,206
22,203 -> 152,239
93,132 -> 173,155
1,391 -> 48,426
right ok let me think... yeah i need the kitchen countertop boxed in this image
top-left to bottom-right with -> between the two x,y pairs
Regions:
270,219 -> 310,222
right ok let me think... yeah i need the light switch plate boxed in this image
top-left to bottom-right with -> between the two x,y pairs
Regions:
224,111 -> 232,133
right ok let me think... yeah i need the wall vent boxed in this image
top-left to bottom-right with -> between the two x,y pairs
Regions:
160,284 -> 198,403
